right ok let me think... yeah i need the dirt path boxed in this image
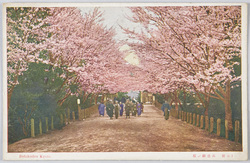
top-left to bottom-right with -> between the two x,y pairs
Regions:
8,105 -> 242,152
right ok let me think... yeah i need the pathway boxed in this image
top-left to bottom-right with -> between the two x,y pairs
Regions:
8,105 -> 242,152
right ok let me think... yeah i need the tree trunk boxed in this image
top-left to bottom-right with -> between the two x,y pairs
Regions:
18,117 -> 28,136
101,93 -> 104,102
183,89 -> 186,107
56,75 -> 68,94
204,105 -> 209,116
58,92 -> 71,106
8,87 -> 14,110
164,93 -> 169,101
8,62 -> 20,110
89,94 -> 95,105
224,80 -> 233,131
195,90 -> 209,116
182,89 -> 187,111
82,92 -> 90,104
204,94 -> 209,116
177,98 -> 183,110
95,94 -> 99,104
174,90 -> 178,110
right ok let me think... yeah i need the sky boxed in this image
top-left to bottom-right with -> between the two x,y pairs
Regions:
127,91 -> 139,100
79,7 -> 141,42
79,7 -> 142,66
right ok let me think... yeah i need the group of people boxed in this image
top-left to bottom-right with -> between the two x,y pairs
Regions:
98,99 -> 144,120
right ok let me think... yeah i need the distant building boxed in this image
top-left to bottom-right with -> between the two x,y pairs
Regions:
141,92 -> 154,104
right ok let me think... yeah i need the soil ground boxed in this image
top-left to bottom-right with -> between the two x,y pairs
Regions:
8,105 -> 242,152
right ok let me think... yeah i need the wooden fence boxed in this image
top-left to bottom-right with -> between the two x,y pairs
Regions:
155,100 -> 162,110
170,109 -> 241,143
30,105 -> 98,138
79,105 -> 99,120
155,101 -> 241,143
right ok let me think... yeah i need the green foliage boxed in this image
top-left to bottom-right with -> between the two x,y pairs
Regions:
154,93 -> 165,104
8,62 -> 77,144
137,92 -> 141,103
178,90 -> 200,112
116,92 -> 129,103
231,82 -> 241,121
230,55 -> 241,77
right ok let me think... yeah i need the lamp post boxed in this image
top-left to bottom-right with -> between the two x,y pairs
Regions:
77,99 -> 81,120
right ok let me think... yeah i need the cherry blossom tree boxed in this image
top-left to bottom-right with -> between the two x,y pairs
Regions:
7,7 -> 130,109
42,7 -> 132,104
125,6 -> 241,131
7,7 -> 50,109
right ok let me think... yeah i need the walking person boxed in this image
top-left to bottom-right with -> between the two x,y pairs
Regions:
114,101 -> 120,119
106,100 -> 114,119
132,101 -> 137,117
119,102 -> 124,116
98,101 -> 105,116
136,102 -> 142,116
161,100 -> 172,120
125,99 -> 131,119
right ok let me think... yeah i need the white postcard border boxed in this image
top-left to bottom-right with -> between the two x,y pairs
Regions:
2,2 -> 248,161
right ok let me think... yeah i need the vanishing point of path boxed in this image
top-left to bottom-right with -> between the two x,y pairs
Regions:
8,105 -> 242,152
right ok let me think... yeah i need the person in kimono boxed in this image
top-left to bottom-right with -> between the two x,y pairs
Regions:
136,102 -> 142,116
106,100 -> 114,119
114,101 -> 120,119
161,100 -> 172,120
119,102 -> 124,116
132,101 -> 137,117
98,101 -> 105,116
125,99 -> 131,119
